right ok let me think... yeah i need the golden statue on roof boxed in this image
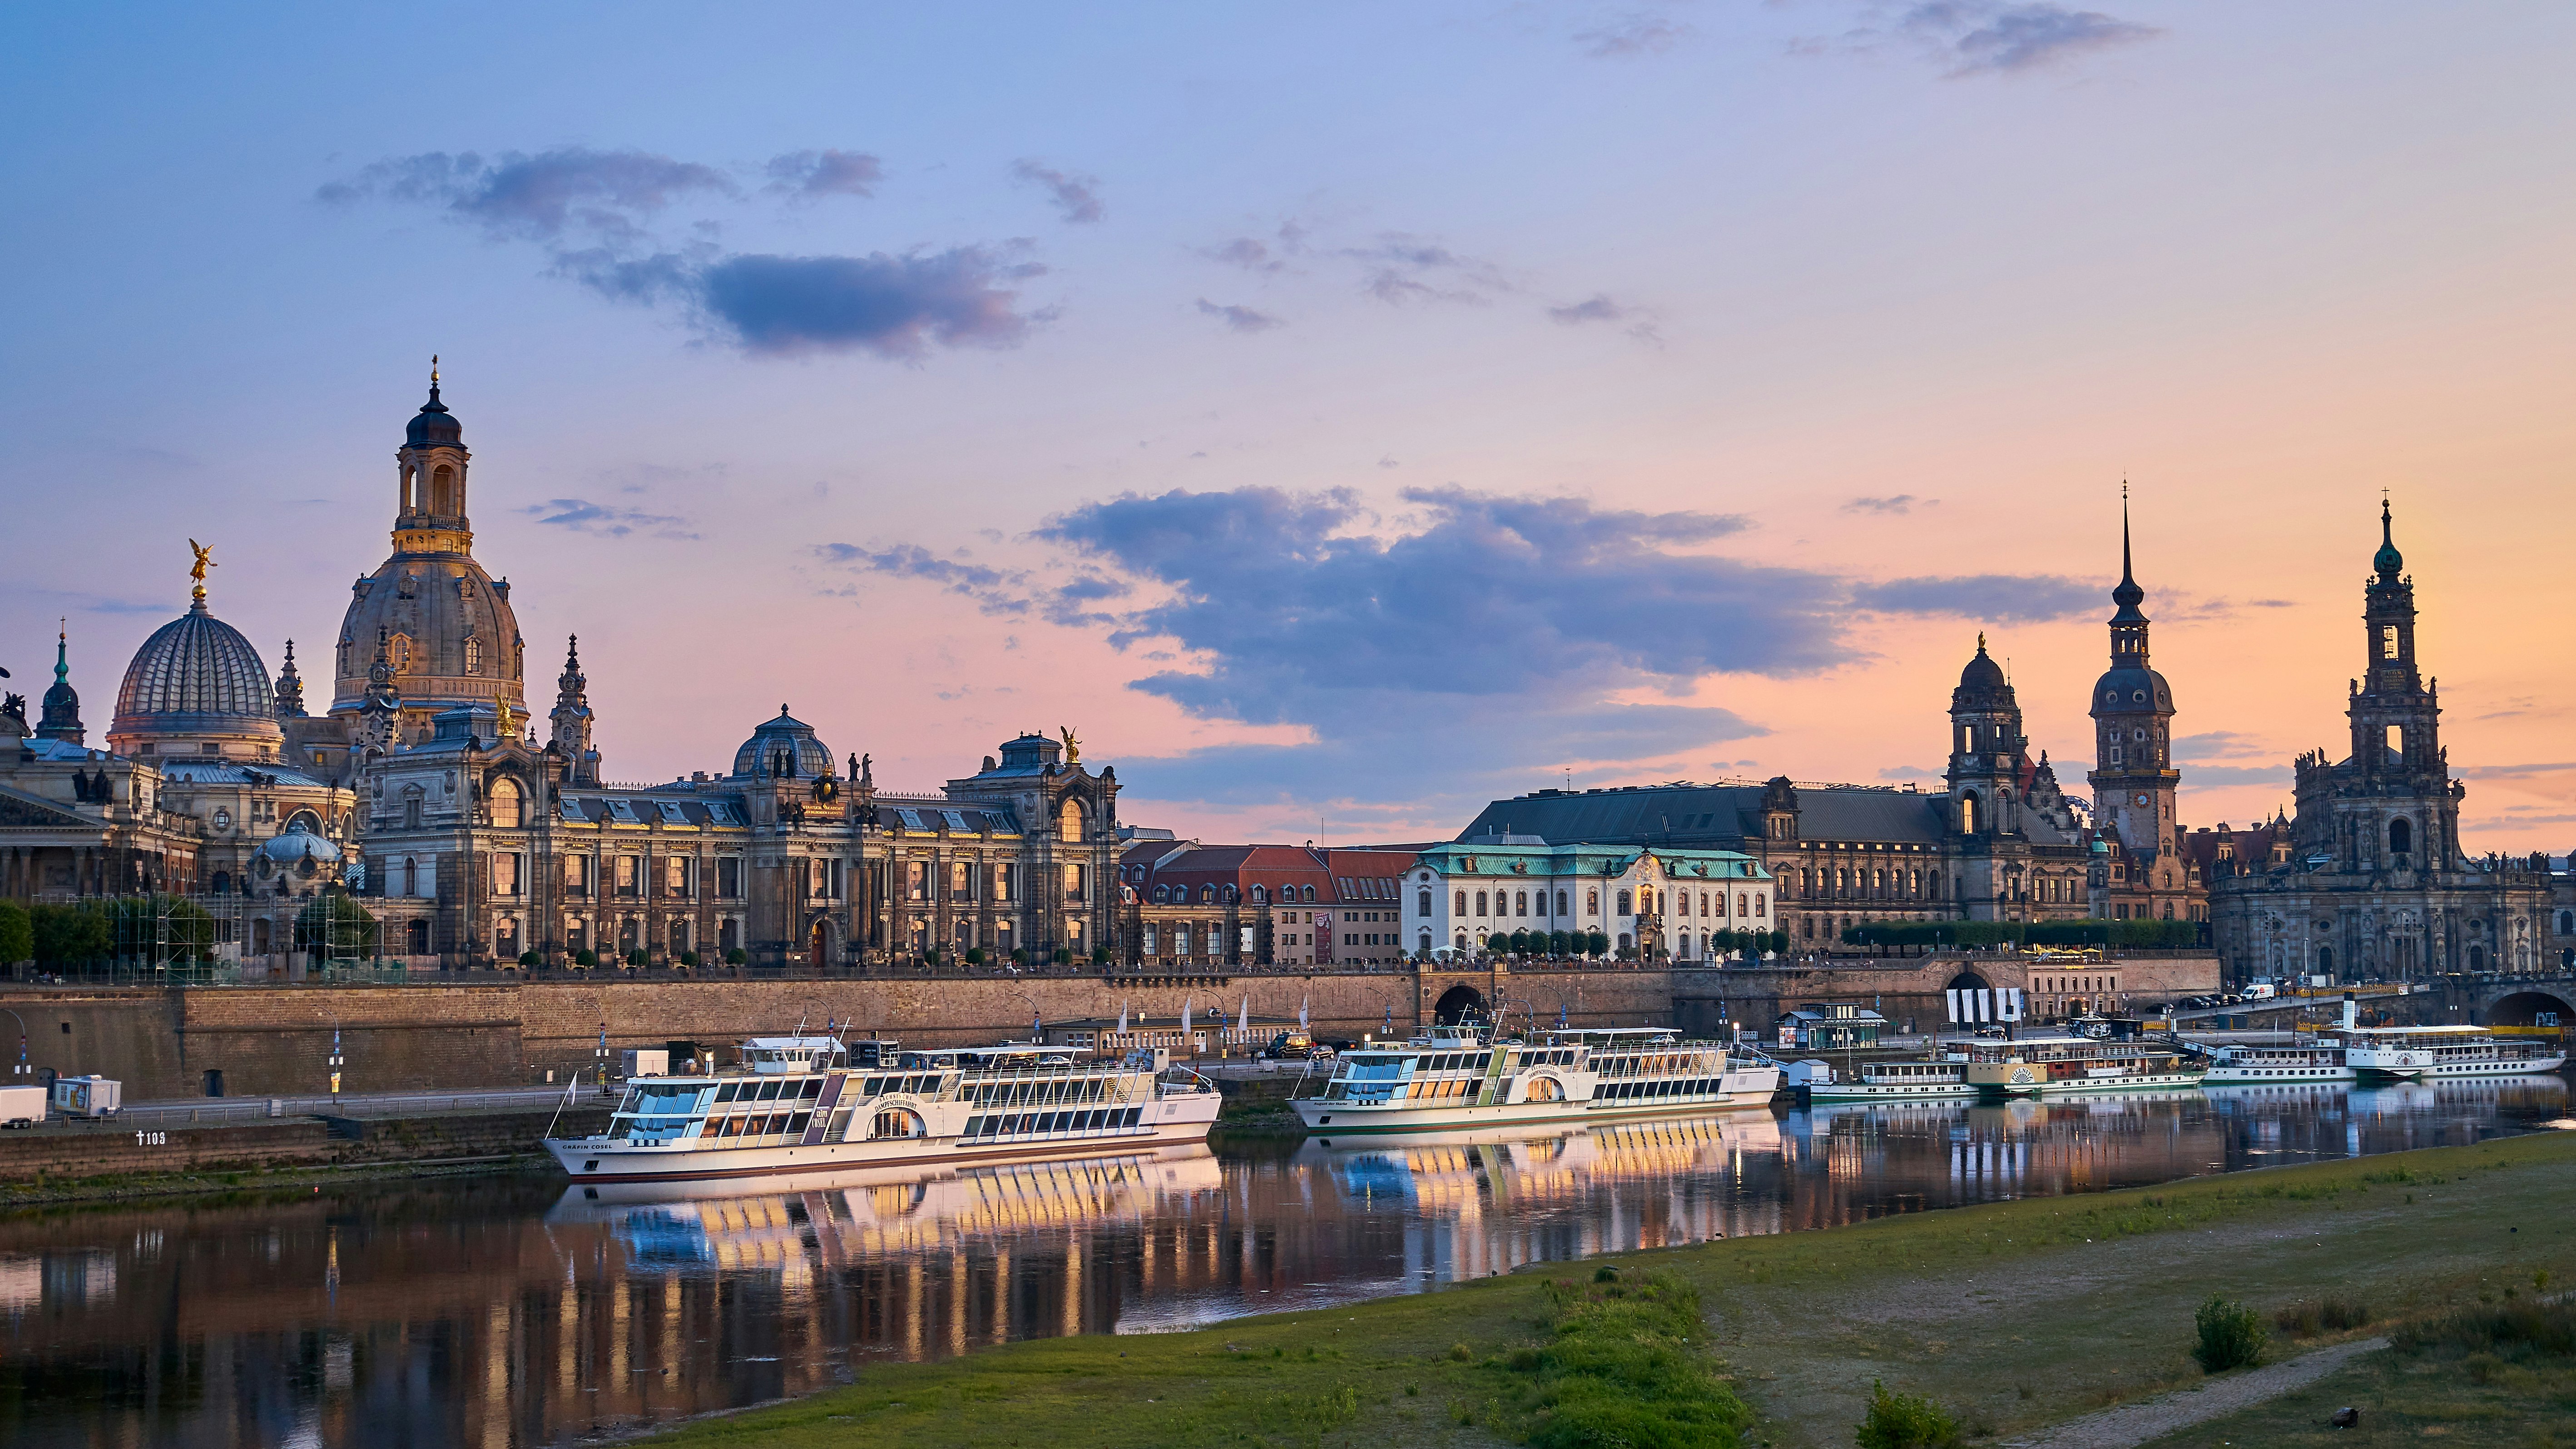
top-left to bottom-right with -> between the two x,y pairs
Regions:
1059,726 -> 1080,764
188,539 -> 216,602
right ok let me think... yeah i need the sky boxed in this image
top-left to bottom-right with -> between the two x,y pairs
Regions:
3,2 -> 2571,853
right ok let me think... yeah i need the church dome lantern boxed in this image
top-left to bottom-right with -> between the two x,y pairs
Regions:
732,706 -> 835,779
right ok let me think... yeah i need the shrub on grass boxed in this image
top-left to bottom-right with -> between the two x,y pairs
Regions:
1855,1380 -> 1963,1449
2391,1298 -> 2576,1359
2194,1295 -> 2268,1373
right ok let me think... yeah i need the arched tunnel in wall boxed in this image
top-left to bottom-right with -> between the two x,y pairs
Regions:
2486,989 -> 2573,1030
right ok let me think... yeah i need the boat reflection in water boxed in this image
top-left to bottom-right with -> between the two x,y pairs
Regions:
1271,1113 -> 1791,1298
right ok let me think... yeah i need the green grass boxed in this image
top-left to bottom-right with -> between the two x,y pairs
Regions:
648,1129 -> 2576,1449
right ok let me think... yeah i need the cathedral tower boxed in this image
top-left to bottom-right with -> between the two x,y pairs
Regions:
549,635 -> 600,786
1946,634 -> 2027,840
2307,497 -> 2457,871
2087,494 -> 2180,864
330,364 -> 527,740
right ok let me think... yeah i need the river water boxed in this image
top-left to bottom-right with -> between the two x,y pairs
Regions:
4,1076 -> 2567,1448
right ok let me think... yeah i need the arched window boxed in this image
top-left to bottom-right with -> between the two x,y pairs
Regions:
390,633 -> 414,673
403,857 -> 418,896
2388,818 -> 2412,856
1514,890 -> 1527,917
1474,891 -> 1488,916
2557,910 -> 2573,935
1454,889 -> 1466,915
488,776 -> 523,828
1754,895 -> 1765,917
1418,889 -> 1432,916
1960,793 -> 1979,833
430,464 -> 456,514
463,637 -> 482,675
1586,888 -> 1600,915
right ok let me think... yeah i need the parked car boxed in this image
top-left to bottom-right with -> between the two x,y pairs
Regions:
1264,1032 -> 1320,1059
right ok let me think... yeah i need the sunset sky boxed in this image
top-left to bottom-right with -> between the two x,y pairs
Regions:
5,3 -> 2570,853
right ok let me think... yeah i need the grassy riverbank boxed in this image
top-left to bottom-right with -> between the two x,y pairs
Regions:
650,1128 -> 2576,1449
0,1152 -> 560,1209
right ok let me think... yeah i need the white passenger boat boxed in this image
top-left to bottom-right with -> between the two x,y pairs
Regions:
2198,1039 -> 2357,1085
545,1035 -> 1222,1183
2341,1025 -> 2567,1081
1291,1025 -> 1778,1135
1962,1035 -> 2204,1098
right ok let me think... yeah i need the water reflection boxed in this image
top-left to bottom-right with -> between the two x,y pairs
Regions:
2,1075 -> 2564,1449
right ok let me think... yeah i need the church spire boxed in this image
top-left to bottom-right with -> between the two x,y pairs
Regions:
273,638 -> 308,719
36,621 -> 83,744
2110,483 -> 2146,619
2373,490 -> 2404,580
550,634 -> 599,786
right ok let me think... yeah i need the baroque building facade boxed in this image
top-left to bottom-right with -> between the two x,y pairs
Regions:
2209,503 -> 2575,982
1451,510 -> 2209,950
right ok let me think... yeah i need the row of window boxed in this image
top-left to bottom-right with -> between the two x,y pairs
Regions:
1449,887 -> 1769,920
964,1106 -> 1142,1137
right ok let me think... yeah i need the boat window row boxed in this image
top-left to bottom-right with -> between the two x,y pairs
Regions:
852,1074 -> 949,1098
1592,1052 -> 1719,1078
962,1105 -> 1144,1138
964,1075 -> 1124,1107
1407,1078 -> 1480,1101
703,1109 -> 813,1140
711,1076 -> 826,1104
1599,1078 -> 1719,1100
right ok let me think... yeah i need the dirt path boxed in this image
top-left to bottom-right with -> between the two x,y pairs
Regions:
2001,1337 -> 2386,1449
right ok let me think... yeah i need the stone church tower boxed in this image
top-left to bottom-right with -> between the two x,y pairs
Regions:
2299,497 -> 2463,873
328,363 -> 527,744
2087,497 -> 2180,866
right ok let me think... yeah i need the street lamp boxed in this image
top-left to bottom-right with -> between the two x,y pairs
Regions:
2,1009 -> 28,1079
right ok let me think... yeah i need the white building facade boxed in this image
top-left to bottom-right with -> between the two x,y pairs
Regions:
1404,837 -> 1774,962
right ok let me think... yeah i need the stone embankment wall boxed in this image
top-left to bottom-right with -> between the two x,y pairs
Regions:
1670,952 -> 2224,1037
0,966 -> 1680,1100
0,1108 -> 609,1185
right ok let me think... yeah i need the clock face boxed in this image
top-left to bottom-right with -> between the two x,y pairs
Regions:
2134,793 -> 2150,807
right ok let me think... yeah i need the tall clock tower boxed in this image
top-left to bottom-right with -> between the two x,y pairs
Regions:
2086,495 -> 2180,867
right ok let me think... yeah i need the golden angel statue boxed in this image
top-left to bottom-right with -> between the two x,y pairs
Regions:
188,539 -> 216,584
1059,726 -> 1080,764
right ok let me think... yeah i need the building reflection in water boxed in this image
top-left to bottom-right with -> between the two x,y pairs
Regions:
1,1077 -> 2565,1449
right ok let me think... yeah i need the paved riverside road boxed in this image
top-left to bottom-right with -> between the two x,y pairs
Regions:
54,1083 -> 611,1129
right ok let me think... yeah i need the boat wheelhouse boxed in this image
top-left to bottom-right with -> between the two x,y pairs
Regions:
2340,1026 -> 2566,1081
1291,1024 -> 1777,1135
1961,1035 -> 2204,1098
545,1038 -> 1221,1183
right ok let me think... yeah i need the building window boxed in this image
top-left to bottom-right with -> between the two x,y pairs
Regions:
1475,891 -> 1488,916
2382,624 -> 2400,659
1586,888 -> 1599,915
952,860 -> 975,900
908,861 -> 930,900
995,863 -> 1016,901
1556,890 -> 1569,915
565,855 -> 593,898
463,637 -> 481,675
1515,890 -> 1528,917
1419,889 -> 1432,916
1455,890 -> 1467,915
716,857 -> 740,897
1755,895 -> 1766,917
666,855 -> 692,897
614,857 -> 641,896
492,853 -> 520,897
1616,889 -> 1633,917
488,776 -> 522,828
